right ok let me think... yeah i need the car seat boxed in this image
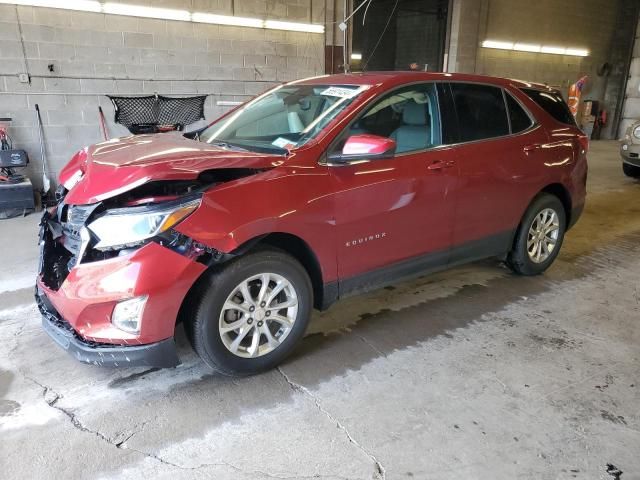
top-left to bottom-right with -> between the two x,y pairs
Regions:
391,101 -> 430,152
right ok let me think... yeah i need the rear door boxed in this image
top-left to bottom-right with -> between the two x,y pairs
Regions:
442,82 -> 548,257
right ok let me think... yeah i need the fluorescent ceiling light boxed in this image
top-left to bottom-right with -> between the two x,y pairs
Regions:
540,46 -> 566,55
351,53 -> 362,60
513,43 -> 541,53
0,0 -> 324,33
103,3 -> 189,21
6,0 -> 101,11
565,48 -> 589,57
483,39 -> 589,57
192,12 -> 263,28
264,20 -> 324,33
482,40 -> 514,50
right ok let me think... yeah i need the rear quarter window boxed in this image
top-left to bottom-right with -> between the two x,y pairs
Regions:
521,88 -> 576,126
506,92 -> 534,133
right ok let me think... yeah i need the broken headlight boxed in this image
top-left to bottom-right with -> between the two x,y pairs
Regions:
88,196 -> 201,250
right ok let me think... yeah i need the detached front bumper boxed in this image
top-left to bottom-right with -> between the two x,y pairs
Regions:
37,288 -> 179,367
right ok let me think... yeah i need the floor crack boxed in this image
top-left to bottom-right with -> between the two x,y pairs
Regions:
277,367 -> 386,479
25,375 -> 127,447
8,324 -> 25,357
107,446 -> 354,479
24,374 -> 352,479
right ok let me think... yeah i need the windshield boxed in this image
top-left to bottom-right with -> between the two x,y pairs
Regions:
199,84 -> 369,154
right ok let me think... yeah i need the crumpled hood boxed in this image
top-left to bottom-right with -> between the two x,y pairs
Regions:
60,133 -> 283,205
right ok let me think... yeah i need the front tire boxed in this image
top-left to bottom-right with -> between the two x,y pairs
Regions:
507,193 -> 566,276
623,162 -> 640,178
186,248 -> 313,376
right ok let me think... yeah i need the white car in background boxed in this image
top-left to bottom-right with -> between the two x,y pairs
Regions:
620,120 -> 640,178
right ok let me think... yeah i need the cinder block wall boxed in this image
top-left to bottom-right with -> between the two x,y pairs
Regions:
448,0 -> 637,139
0,0 -> 334,190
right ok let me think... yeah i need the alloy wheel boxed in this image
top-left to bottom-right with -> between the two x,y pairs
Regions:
218,273 -> 299,358
527,208 -> 560,263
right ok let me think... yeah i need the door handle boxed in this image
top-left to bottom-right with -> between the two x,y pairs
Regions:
427,160 -> 455,171
523,144 -> 540,154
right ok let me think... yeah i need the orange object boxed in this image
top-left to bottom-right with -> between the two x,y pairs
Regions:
568,76 -> 588,118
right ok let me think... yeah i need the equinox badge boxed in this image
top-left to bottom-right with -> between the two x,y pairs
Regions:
345,232 -> 387,247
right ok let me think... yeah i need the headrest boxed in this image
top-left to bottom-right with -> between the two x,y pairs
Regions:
287,111 -> 304,133
402,101 -> 427,126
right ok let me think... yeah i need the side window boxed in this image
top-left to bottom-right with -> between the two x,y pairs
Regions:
506,92 -> 534,133
343,83 -> 441,154
521,88 -> 576,126
450,83 -> 509,142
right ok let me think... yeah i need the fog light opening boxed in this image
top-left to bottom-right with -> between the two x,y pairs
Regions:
112,295 -> 148,334
622,144 -> 629,151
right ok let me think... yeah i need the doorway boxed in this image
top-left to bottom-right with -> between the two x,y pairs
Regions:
350,0 -> 449,72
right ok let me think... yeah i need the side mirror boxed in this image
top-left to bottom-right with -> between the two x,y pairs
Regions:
328,134 -> 396,163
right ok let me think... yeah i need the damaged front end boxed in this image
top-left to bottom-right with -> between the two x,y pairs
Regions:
36,167 -> 267,367
35,129 -> 284,367
38,170 -> 262,292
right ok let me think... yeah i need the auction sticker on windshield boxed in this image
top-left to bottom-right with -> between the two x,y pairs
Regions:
272,137 -> 296,149
320,86 -> 362,98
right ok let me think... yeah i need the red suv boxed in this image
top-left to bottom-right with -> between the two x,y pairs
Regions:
36,72 -> 588,374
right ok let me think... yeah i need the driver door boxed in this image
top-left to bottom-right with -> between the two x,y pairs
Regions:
327,83 -> 458,290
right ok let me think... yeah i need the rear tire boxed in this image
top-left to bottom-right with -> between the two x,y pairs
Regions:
623,162 -> 640,178
185,248 -> 313,376
507,193 -> 566,276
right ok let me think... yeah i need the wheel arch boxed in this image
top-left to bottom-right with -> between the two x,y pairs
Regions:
539,183 -> 572,227
256,232 -> 327,310
509,183 -> 572,252
177,231 -> 329,323
506,183 -> 570,275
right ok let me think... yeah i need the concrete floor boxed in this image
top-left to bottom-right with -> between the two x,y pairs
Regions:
0,140 -> 638,480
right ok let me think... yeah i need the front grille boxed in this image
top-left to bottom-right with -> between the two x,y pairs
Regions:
65,203 -> 95,226
40,224 -> 74,291
61,203 -> 98,259
629,152 -> 638,158
39,202 -> 99,291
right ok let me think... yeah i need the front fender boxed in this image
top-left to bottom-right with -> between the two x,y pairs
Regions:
174,165 -> 338,283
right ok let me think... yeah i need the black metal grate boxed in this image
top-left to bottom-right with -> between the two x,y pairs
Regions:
108,94 -> 207,134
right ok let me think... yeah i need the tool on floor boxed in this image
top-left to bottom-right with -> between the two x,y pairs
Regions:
35,104 -> 51,197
